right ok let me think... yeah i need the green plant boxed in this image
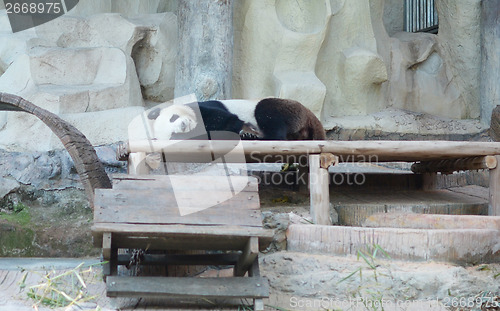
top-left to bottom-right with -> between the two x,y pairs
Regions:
13,202 -> 27,213
0,204 -> 31,226
338,244 -> 393,311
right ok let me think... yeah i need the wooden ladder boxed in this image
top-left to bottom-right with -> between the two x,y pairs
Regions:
91,174 -> 273,310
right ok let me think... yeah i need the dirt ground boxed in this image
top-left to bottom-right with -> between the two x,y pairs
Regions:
1,175 -> 499,310
1,252 -> 499,311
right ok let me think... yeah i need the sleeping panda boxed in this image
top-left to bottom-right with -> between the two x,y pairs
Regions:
149,97 -> 325,141
197,98 -> 326,140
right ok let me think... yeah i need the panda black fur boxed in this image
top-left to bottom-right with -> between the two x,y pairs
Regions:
187,101 -> 258,137
198,98 -> 326,140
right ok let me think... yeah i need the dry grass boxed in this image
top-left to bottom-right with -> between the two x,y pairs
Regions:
19,262 -> 105,310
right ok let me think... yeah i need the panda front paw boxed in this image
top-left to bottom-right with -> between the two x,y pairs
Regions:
239,132 -> 261,140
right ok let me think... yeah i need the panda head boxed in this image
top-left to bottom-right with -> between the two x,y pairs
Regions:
150,104 -> 197,140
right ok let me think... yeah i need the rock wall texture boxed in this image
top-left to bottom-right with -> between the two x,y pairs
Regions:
0,0 -> 493,151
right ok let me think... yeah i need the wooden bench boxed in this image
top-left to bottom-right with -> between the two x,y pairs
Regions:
92,174 -> 273,310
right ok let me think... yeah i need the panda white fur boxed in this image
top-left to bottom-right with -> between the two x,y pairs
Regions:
127,104 -> 198,141
151,104 -> 197,140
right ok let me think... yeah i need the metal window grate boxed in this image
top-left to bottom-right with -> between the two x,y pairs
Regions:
405,0 -> 439,33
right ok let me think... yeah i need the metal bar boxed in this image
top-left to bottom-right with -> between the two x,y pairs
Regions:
403,0 -> 409,31
427,0 -> 432,29
405,0 -> 438,33
413,0 -> 417,31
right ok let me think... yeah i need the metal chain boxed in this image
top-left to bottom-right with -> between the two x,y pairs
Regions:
126,249 -> 145,276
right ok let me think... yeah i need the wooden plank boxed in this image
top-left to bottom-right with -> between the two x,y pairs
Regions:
97,235 -> 248,251
411,156 -> 497,173
92,223 -> 273,237
95,187 -> 259,209
117,253 -> 240,266
106,276 -> 269,299
111,174 -> 259,192
309,154 -> 332,225
127,140 -> 500,162
93,188 -> 261,226
91,224 -> 273,250
363,214 -> 500,230
489,155 -> 500,215
233,237 -> 259,276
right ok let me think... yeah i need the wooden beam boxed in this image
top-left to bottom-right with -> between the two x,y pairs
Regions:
127,140 -> 500,162
110,174 -> 259,192
247,257 -> 264,311
421,173 -> 437,191
489,155 -> 500,216
106,276 -> 269,299
128,152 -> 149,175
91,223 -> 273,250
309,154 -> 332,225
92,223 -> 273,238
116,253 -> 240,266
411,156 -> 497,174
233,237 -> 259,276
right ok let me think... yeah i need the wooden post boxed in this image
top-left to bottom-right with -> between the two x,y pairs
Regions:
480,0 -> 500,125
422,173 -> 437,191
248,257 -> 264,311
489,155 -> 500,215
309,154 -> 332,225
102,232 -> 117,277
234,237 -> 259,277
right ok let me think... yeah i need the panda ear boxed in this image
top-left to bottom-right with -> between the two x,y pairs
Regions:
147,108 -> 161,120
170,114 -> 180,122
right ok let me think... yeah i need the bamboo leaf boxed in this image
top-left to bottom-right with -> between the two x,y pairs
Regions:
338,268 -> 362,283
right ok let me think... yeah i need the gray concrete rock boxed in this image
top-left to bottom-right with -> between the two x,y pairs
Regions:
0,177 -> 19,199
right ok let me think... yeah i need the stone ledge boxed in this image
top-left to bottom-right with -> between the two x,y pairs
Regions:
286,224 -> 500,264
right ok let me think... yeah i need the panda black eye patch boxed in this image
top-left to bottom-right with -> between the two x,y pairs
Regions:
147,108 -> 161,120
170,114 -> 180,122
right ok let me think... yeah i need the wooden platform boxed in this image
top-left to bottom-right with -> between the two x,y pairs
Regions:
122,140 -> 500,224
91,174 -> 272,310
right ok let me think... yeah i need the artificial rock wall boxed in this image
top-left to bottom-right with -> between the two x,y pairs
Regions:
0,0 -> 488,151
